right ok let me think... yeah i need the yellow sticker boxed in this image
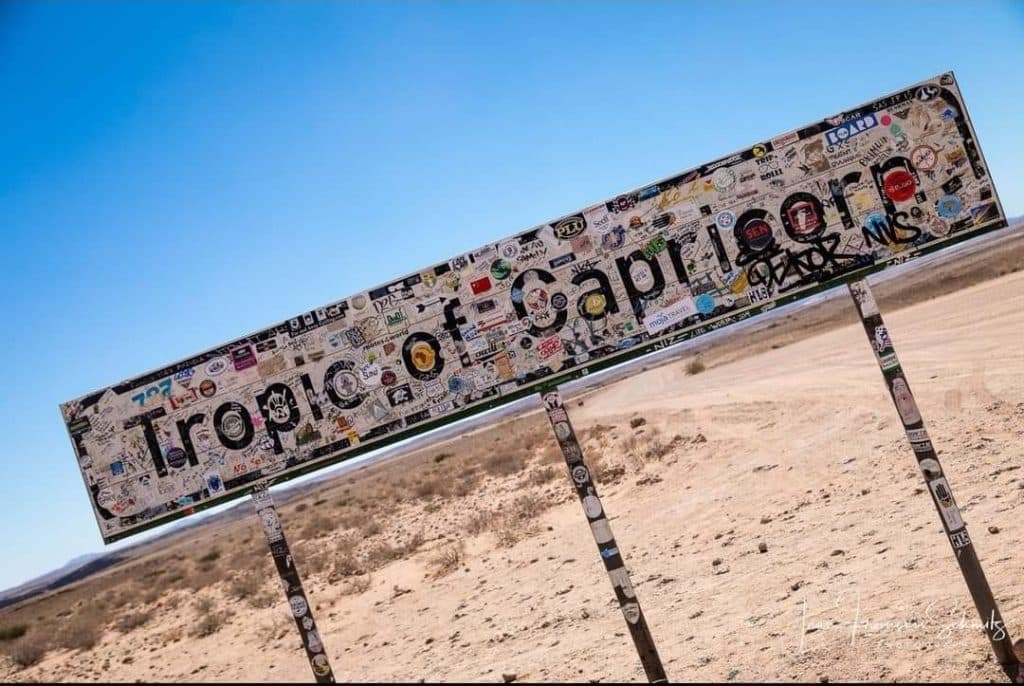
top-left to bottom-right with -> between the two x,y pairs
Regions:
411,342 -> 435,372
584,293 -> 607,316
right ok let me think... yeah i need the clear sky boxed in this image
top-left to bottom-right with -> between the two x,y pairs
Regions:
1,1 -> 1022,592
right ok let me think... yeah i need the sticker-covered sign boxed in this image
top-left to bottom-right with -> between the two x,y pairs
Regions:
61,72 -> 1008,543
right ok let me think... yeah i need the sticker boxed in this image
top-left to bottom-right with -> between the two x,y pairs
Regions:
715,211 -> 735,228
410,342 -> 436,373
949,530 -> 971,549
490,259 -> 512,281
570,465 -> 589,485
873,325 -> 892,353
883,170 -> 916,203
289,595 -> 309,618
553,421 -> 572,442
205,472 -> 223,493
330,369 -> 361,400
823,113 -> 879,146
906,428 -> 929,443
878,352 -> 899,371
582,494 -> 602,519
608,566 -> 636,599
910,145 -> 937,171
590,518 -> 614,544
584,293 -> 607,316
551,293 -> 568,310
600,547 -> 620,559
644,298 -> 698,335
695,294 -> 715,315
711,167 -> 736,192
306,629 -> 323,653
628,262 -> 655,291
910,439 -> 933,454
601,227 -> 626,251
205,358 -> 228,377
621,602 -> 641,624
918,457 -> 942,478
929,478 -> 964,531
891,377 -> 922,425
448,376 -> 466,394
470,277 -> 492,295
351,294 -> 368,310
499,241 -> 520,260
525,288 -> 550,312
231,346 -> 257,372
199,380 -> 217,398
936,194 -> 962,219
301,616 -> 314,631
258,507 -> 284,543
848,281 -> 879,317
311,654 -> 331,676
166,447 -> 187,469
542,391 -> 562,410
553,215 -> 587,240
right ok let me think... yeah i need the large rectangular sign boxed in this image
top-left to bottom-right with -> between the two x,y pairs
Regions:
62,72 -> 1006,542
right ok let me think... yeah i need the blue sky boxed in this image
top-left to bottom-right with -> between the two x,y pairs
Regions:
1,1 -> 1022,591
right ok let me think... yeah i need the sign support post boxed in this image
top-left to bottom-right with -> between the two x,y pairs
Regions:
539,388 -> 668,683
847,279 -> 1022,683
251,482 -> 336,684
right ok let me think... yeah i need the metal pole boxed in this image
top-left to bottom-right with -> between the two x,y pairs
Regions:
251,482 -> 336,683
847,279 -> 1022,683
539,388 -> 668,683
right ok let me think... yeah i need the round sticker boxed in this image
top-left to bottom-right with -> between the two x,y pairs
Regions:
735,218 -> 773,253
582,494 -> 603,519
289,595 -> 309,618
554,421 -> 572,441
525,288 -> 549,312
584,293 -> 607,316
199,379 -> 217,398
311,654 -> 331,676
601,227 -> 625,251
715,211 -> 735,228
695,294 -> 715,315
629,262 -> 655,291
551,293 -> 568,310
351,294 -> 367,310
752,144 -> 767,158
166,447 -> 187,469
571,465 -> 589,485
499,241 -> 519,260
510,287 -> 524,304
205,358 -> 228,377
883,170 -> 916,203
910,145 -> 937,171
331,369 -> 360,399
380,370 -> 397,386
936,194 -> 962,219
519,337 -> 533,350
711,167 -> 736,192
410,342 -> 436,372
220,411 -> 246,441
447,376 -> 466,393
490,259 -> 512,281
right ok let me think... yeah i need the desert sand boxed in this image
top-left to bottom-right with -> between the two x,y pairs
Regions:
2,233 -> 1023,683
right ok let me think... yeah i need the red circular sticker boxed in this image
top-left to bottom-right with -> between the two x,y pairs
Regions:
883,170 -> 916,202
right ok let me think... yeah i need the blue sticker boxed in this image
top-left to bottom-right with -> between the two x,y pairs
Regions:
447,376 -> 466,393
937,194 -> 962,219
110,461 -> 125,476
695,294 -> 716,314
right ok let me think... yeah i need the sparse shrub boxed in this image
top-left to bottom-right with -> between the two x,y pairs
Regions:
413,475 -> 450,499
428,544 -> 464,578
482,449 -> 530,477
331,553 -> 366,579
0,624 -> 28,642
189,610 -> 226,638
629,416 -> 647,429
193,596 -> 215,615
433,452 -> 453,463
7,637 -> 46,668
299,512 -> 335,541
114,609 -> 152,633
226,573 -> 264,602
295,502 -> 309,513
54,613 -> 103,651
465,510 -> 494,536
685,358 -> 706,375
525,465 -> 559,487
198,549 -> 221,564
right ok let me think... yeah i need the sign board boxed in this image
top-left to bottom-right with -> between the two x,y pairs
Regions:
62,72 -> 1006,543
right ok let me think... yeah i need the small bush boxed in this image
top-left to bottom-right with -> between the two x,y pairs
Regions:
685,358 -> 706,375
339,573 -> 372,596
198,549 -> 221,564
226,573 -> 264,602
433,452 -> 453,463
7,637 -> 46,668
189,611 -> 226,638
54,613 -> 103,651
428,544 -> 463,579
0,624 -> 28,642
629,416 -> 647,429
114,609 -> 152,633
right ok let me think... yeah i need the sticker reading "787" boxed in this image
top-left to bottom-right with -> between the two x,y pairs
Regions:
131,379 -> 172,406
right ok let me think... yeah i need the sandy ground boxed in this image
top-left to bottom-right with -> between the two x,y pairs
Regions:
4,253 -> 1024,683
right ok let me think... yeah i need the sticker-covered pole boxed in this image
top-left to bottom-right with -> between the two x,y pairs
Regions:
251,482 -> 336,683
847,279 -> 1022,683
539,388 -> 668,683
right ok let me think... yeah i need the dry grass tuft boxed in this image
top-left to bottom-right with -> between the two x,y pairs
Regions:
54,612 -> 104,651
6,636 -> 46,668
685,358 -> 706,375
428,543 -> 464,578
0,624 -> 28,642
113,609 -> 152,633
